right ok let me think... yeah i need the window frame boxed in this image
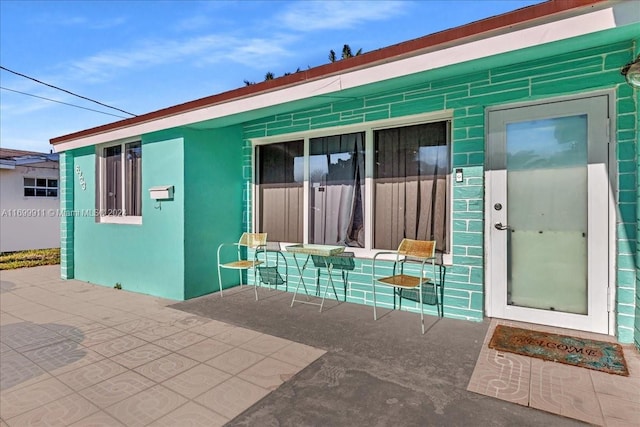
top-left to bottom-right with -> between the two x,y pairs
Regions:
252,111 -> 453,263
23,177 -> 58,198
96,138 -> 143,225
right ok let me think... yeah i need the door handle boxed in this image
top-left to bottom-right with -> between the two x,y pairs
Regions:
495,222 -> 510,230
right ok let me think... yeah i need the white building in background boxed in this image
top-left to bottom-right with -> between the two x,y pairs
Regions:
0,148 -> 60,252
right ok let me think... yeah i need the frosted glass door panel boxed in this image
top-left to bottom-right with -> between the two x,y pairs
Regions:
506,115 -> 588,314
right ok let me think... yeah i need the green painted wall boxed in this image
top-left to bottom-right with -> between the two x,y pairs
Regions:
183,126 -> 244,299
71,136 -> 186,300
59,151 -> 74,279
63,126 -> 246,301
242,37 -> 638,342
633,38 -> 640,351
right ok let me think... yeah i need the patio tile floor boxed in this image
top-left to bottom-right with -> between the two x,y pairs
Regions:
0,266 -> 325,427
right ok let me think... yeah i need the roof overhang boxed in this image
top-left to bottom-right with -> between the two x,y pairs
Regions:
51,0 -> 639,152
0,154 -> 59,166
0,160 -> 16,169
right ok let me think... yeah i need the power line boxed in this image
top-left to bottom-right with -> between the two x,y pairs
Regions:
0,66 -> 137,117
0,86 -> 130,119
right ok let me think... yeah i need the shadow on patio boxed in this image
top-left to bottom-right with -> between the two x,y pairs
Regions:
171,286 -> 584,426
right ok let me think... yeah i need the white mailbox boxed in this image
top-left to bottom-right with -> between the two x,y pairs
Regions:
149,185 -> 174,200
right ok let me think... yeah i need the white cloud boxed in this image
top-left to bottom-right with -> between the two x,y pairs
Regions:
68,32 -> 296,83
219,36 -> 296,69
173,15 -> 212,32
68,35 -> 228,82
35,14 -> 126,30
0,86 -> 64,116
278,0 -> 406,31
57,16 -> 88,26
90,16 -> 127,30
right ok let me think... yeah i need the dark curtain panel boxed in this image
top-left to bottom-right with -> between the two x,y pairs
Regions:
257,141 -> 304,242
125,142 -> 142,216
104,145 -> 122,212
374,121 -> 449,252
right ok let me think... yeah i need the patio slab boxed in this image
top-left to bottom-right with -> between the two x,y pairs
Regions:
171,285 -> 589,426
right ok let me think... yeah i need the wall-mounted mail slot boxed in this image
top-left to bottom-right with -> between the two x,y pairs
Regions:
149,185 -> 174,200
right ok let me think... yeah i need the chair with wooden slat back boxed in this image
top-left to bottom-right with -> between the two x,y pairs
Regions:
217,233 -> 267,300
371,239 -> 437,334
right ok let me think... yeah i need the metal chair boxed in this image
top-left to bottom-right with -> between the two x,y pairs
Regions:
217,233 -> 267,300
256,241 -> 288,292
372,239 -> 437,334
311,251 -> 355,301
394,251 -> 446,318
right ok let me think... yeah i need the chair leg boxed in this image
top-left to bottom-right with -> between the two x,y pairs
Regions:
372,280 -> 378,320
253,268 -> 259,301
342,271 -> 348,302
439,265 -> 446,318
217,265 -> 224,297
419,283 -> 425,334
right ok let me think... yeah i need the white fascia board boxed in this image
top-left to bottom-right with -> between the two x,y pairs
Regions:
54,4 -> 629,153
0,160 -> 16,169
340,7 -> 620,89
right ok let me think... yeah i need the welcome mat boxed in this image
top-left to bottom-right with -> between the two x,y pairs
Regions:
489,325 -> 629,376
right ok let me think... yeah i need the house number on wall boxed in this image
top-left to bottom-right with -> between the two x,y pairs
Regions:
75,165 -> 86,191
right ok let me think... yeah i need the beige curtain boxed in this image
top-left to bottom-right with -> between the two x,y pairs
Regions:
261,184 -> 303,242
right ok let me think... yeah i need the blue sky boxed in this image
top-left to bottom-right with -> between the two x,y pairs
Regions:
1,0 -> 542,153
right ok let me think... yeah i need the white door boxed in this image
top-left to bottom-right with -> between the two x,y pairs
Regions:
486,94 -> 611,334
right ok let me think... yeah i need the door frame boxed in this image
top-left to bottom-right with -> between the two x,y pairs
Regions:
484,90 -> 617,335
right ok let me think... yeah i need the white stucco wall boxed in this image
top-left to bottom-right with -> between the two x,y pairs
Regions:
0,161 -> 61,252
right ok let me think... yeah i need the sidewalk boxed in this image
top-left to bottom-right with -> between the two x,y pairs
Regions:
1,266 -> 323,426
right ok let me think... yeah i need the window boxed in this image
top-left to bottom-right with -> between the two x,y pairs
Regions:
254,115 -> 451,256
99,140 -> 142,221
309,132 -> 365,247
256,141 -> 304,242
374,122 -> 449,252
24,178 -> 58,197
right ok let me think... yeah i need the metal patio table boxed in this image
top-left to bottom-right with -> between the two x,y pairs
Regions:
286,244 -> 345,312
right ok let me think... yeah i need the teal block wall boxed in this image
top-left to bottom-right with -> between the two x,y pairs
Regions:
614,80 -> 637,344
59,151 -> 74,279
184,127 -> 244,299
633,39 -> 640,351
241,39 -> 638,339
70,136 -> 186,300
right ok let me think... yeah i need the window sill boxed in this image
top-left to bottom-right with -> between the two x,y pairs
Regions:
276,243 -> 452,265
98,216 -> 142,225
22,197 -> 59,199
